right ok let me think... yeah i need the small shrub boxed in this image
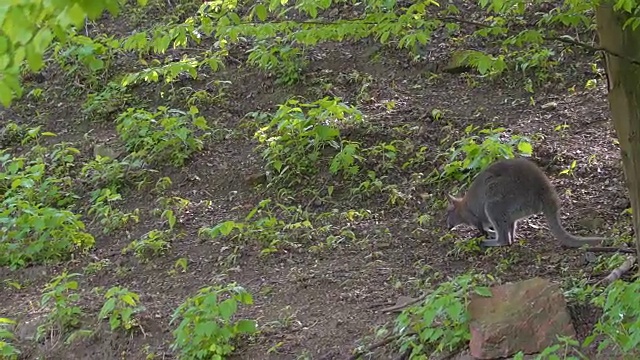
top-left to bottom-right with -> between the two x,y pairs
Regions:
170,284 -> 257,360
116,106 -> 211,166
0,151 -> 94,269
247,39 -> 307,85
83,81 -> 134,119
586,278 -> 640,355
199,199 -> 333,256
88,187 -> 140,234
0,122 -> 27,147
122,229 -> 171,260
436,125 -> 533,185
80,155 -> 149,190
37,272 -> 84,340
513,336 -> 583,360
99,286 -> 144,332
394,273 -> 492,358
252,97 -> 363,186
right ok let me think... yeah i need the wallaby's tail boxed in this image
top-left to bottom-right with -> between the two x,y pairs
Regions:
544,210 -> 606,248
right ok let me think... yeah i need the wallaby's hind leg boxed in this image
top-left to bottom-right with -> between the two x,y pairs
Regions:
508,221 -> 518,244
480,203 -> 511,247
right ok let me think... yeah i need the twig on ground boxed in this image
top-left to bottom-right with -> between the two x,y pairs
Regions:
598,255 -> 637,285
380,294 -> 428,313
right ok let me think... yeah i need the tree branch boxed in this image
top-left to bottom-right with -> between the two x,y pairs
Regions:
229,13 -> 640,66
437,16 -> 640,66
547,35 -> 640,66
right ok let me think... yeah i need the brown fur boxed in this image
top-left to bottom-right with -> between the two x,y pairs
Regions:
445,157 -> 607,248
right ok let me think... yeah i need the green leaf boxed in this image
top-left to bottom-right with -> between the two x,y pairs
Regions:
314,125 -> 339,141
255,4 -> 268,21
3,7 -> 32,45
122,293 -> 138,306
58,3 -> 87,28
217,221 -> 239,236
0,79 -> 13,107
193,116 -> 208,129
0,318 -> 16,325
32,28 -> 53,54
238,291 -> 254,305
218,298 -> 237,320
194,320 -> 218,337
99,298 -> 117,318
517,141 -> 532,155
235,319 -> 257,334
474,286 -> 492,297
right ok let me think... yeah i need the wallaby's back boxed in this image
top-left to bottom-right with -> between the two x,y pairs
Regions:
461,157 -> 605,247
463,157 -> 560,218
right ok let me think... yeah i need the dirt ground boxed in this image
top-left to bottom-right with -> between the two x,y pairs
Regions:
0,1 -> 635,360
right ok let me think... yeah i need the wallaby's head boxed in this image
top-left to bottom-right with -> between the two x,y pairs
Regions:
445,194 -> 466,229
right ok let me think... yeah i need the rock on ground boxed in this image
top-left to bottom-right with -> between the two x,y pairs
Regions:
467,277 -> 576,359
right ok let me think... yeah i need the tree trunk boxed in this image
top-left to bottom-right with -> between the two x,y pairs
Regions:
596,4 -> 640,257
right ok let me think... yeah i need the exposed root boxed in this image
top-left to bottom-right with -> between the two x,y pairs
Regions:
598,255 -> 637,285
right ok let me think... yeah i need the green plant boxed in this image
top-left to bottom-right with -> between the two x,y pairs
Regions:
0,122 -> 27,147
116,105 -> 211,166
80,155 -> 148,190
513,335 -> 584,360
44,142 -> 81,177
559,160 -> 578,177
170,284 -> 257,360
437,125 -> 533,185
444,233 -> 484,257
0,0 -> 135,106
173,258 -> 189,274
351,171 -> 385,198
586,278 -> 640,356
123,229 -> 171,260
247,39 -> 308,85
200,198 -> 329,257
52,33 -> 119,84
99,286 -> 145,332
88,187 -> 140,234
252,97 -> 363,187
83,81 -> 134,119
0,318 -> 20,360
364,140 -> 405,172
0,0 -> 617,107
394,273 -> 492,358
84,259 -> 112,275
154,196 -> 190,230
37,272 -> 84,341
0,151 -> 94,269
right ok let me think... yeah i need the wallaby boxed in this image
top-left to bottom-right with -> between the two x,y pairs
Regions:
445,157 -> 608,248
